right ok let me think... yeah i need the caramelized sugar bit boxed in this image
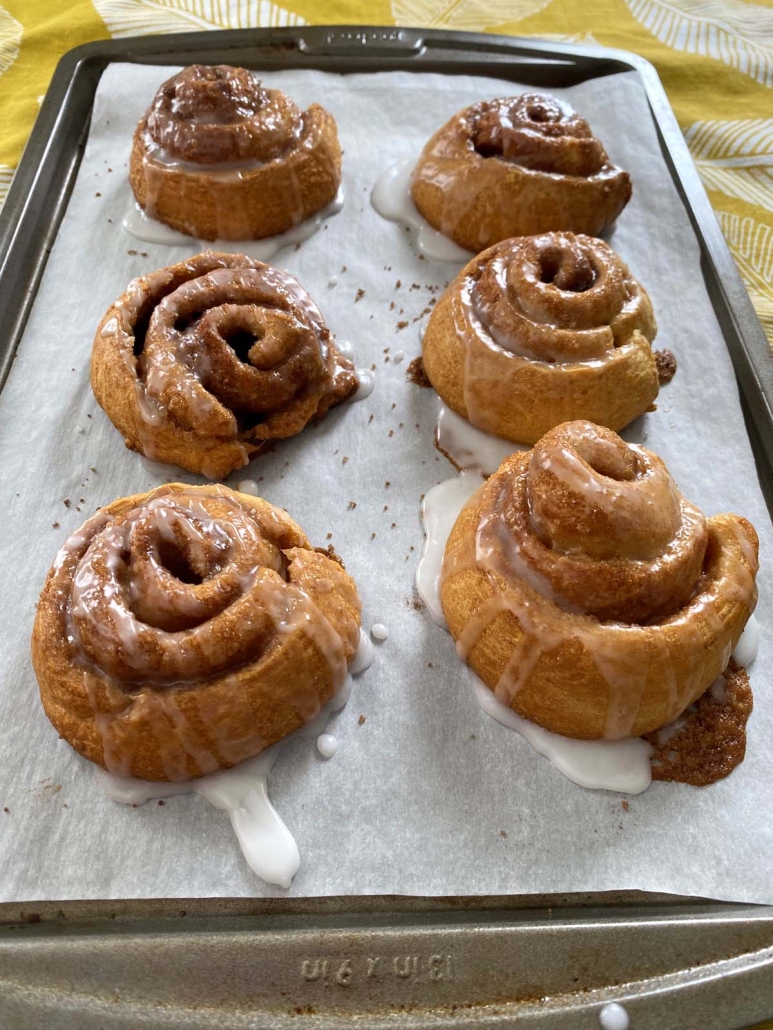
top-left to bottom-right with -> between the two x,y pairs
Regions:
646,662 -> 753,786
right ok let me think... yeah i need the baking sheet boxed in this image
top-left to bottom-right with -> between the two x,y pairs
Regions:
1,63 -> 771,904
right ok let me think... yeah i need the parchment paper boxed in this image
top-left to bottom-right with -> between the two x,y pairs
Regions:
1,64 -> 771,903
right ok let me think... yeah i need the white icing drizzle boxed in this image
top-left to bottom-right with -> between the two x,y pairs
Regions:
416,471 -> 484,627
328,276 -> 338,288
371,623 -> 389,642
95,627 -> 374,888
471,673 -> 652,794
732,612 -> 759,667
418,469 -> 651,793
371,159 -> 471,263
598,1002 -> 630,1030
316,733 -> 338,759
393,351 -> 404,364
236,479 -> 260,496
123,185 -> 344,258
436,401 -> 524,476
351,368 -> 376,401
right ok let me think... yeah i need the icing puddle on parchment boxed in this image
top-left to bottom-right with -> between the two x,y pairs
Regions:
96,630 -> 375,888
123,183 -> 346,261
416,398 -> 759,795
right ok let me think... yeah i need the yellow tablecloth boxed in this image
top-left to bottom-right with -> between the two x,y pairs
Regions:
0,0 -> 771,344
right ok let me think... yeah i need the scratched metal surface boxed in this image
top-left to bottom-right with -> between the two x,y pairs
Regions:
0,25 -> 772,1029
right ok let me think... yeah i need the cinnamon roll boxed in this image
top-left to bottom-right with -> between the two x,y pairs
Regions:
129,65 -> 341,241
441,422 -> 758,740
91,252 -> 357,479
423,233 -> 658,444
31,484 -> 362,782
411,92 -> 631,252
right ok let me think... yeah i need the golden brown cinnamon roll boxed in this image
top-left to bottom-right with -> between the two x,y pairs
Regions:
411,93 -> 631,252
423,233 -> 658,444
129,65 -> 341,241
91,252 -> 357,479
31,484 -> 362,782
442,422 -> 758,740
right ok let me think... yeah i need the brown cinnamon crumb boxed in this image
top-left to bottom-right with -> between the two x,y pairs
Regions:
469,734 -> 475,740
655,349 -> 677,385
396,320 -> 409,331
407,356 -> 432,388
645,662 -> 752,785
358,715 -> 366,725
385,481 -> 391,488
341,264 -> 347,273
3,807 -> 8,813
410,283 -> 420,291
127,249 -> 138,256
95,192 -> 101,197
157,800 -> 165,806
427,662 -> 434,668
63,499 -> 71,508
368,414 -> 374,424
347,501 -> 357,510
391,522 -> 397,529
342,456 -> 349,464
388,429 -> 394,438
52,522 -> 59,529
370,363 -> 376,371
500,830 -> 507,838
621,800 -> 629,812
315,544 -> 345,567
389,301 -> 396,311
370,532 -> 376,540
383,505 -> 388,512
355,288 -> 365,302
395,280 -> 402,289
410,596 -> 425,612
326,533 -> 332,540
90,466 -> 97,473
391,403 -> 396,410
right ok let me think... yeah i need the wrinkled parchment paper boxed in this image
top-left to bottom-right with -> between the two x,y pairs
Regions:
1,64 -> 771,902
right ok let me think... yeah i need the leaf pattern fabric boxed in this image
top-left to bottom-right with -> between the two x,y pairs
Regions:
0,0 -> 770,349
93,0 -> 304,37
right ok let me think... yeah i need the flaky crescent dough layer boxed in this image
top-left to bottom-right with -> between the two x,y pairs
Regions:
422,233 -> 659,445
441,423 -> 759,740
31,484 -> 362,782
129,65 -> 341,241
91,252 -> 357,479
411,93 -> 631,253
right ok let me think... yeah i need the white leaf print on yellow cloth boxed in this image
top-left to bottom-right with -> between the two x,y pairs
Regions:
391,0 -> 552,31
0,7 -> 22,77
0,165 -> 14,211
719,210 -> 773,342
93,0 -> 305,38
685,119 -> 773,213
625,0 -> 773,88
534,32 -> 601,47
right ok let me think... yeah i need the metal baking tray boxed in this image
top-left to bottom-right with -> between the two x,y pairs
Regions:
1,26 -> 772,1029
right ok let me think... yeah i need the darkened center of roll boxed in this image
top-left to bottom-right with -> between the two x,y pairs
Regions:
472,93 -> 608,177
146,64 -> 303,165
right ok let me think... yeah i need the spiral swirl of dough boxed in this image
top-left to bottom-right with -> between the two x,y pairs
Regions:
144,65 -> 303,165
91,252 -> 357,479
32,484 -> 361,781
441,422 -> 759,739
410,91 -> 632,251
422,234 -> 659,444
472,93 -> 607,176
